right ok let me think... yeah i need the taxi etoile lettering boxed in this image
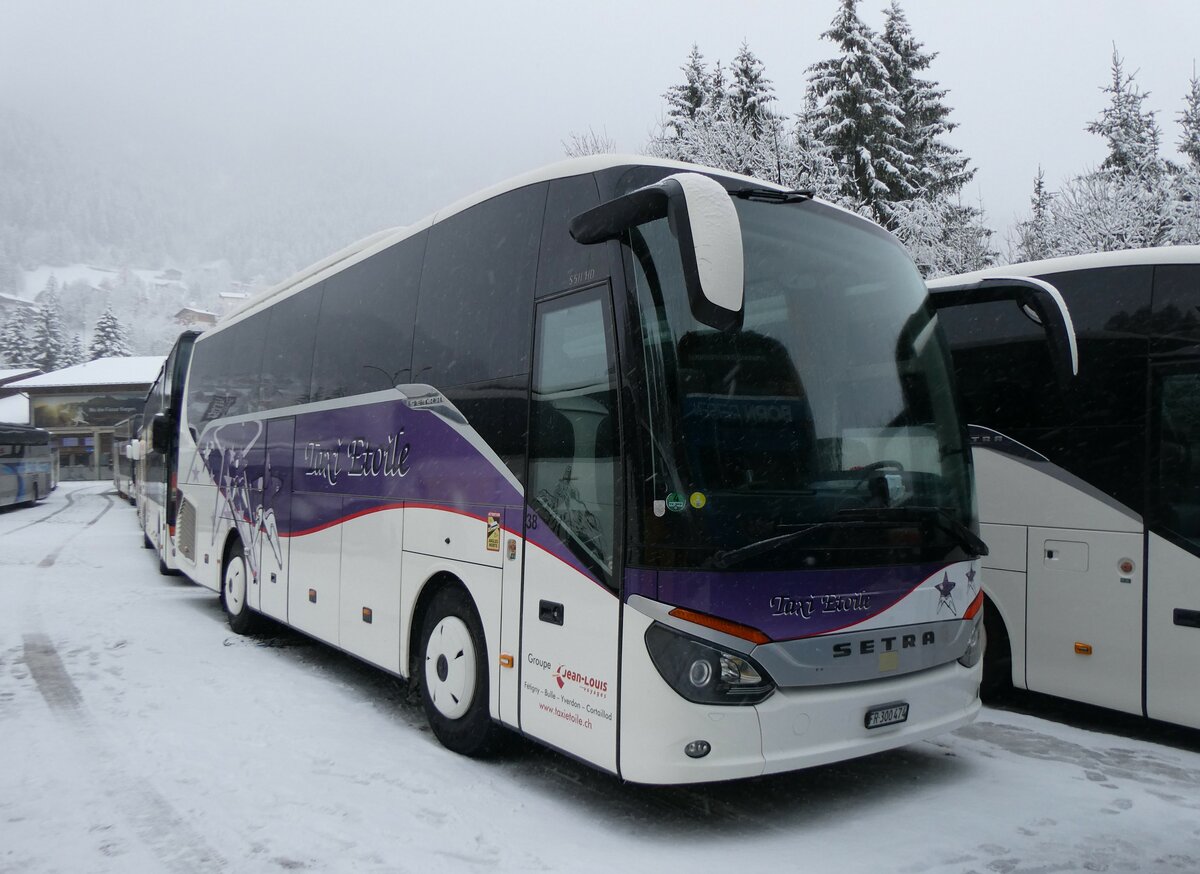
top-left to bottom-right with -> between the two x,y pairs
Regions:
304,430 -> 411,486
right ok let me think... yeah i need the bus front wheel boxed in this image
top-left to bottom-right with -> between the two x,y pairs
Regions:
417,586 -> 501,757
221,539 -> 259,635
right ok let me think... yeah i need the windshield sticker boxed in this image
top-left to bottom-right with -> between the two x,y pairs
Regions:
665,492 -> 685,513
689,491 -> 707,509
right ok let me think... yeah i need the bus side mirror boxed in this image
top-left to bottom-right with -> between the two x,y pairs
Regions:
927,275 -> 1078,388
569,172 -> 744,331
150,414 -> 172,454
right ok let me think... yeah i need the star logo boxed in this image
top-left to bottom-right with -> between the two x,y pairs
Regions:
935,573 -> 958,615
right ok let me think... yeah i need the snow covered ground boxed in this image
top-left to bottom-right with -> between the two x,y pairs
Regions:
3,483 -> 1199,874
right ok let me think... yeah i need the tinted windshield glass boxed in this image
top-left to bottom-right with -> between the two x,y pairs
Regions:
625,194 -> 974,570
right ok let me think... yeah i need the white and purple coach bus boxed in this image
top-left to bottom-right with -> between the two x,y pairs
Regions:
162,156 -> 1041,784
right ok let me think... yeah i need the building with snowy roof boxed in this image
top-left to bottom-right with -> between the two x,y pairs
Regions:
5,356 -> 164,481
173,306 -> 218,327
0,367 -> 42,424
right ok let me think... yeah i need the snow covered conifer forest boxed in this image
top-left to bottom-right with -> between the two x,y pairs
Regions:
2,0 -> 1198,365
644,1 -> 1200,278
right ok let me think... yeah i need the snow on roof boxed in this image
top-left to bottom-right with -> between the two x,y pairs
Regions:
1,367 -> 41,384
6,356 -> 165,390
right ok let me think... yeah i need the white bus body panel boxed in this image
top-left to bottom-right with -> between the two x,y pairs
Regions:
618,606 -> 981,785
1145,533 -> 1200,729
287,498 -> 343,644
518,544 -> 619,775
1025,526 -> 1143,715
974,446 -> 1144,711
339,506 -> 404,673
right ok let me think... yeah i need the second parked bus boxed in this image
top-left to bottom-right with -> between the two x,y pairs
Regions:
932,246 -> 1200,730
140,331 -> 200,571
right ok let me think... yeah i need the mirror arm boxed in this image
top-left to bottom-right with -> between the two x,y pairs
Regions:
928,276 -> 1078,388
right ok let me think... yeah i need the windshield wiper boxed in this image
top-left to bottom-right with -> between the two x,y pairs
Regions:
707,517 -> 888,570
837,506 -> 989,558
706,506 -> 987,571
730,187 -> 813,204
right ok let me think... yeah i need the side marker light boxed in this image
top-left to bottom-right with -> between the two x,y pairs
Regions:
684,740 -> 711,759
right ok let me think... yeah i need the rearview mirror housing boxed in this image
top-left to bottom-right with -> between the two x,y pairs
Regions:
150,413 -> 172,454
569,172 -> 744,331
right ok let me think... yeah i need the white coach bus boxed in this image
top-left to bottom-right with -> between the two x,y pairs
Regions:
932,246 -> 1200,731
158,155 -> 1062,784
141,331 -> 200,572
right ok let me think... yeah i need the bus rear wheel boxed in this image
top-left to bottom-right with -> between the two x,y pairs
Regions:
417,587 -> 501,757
221,539 -> 259,635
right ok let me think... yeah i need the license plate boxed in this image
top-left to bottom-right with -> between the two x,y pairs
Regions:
864,702 -> 909,729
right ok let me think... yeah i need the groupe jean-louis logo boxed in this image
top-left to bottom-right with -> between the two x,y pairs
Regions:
554,664 -> 609,697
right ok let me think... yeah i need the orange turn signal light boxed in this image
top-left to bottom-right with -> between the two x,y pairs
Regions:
668,607 -> 771,644
964,590 -> 985,621
1074,642 -> 1093,656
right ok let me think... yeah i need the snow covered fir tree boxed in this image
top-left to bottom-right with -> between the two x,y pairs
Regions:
647,0 -> 995,276
88,305 -> 132,360
1009,48 -> 1200,259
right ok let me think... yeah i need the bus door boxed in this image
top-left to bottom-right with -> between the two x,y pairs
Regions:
518,285 -> 621,772
1146,363 -> 1200,729
257,417 -> 294,622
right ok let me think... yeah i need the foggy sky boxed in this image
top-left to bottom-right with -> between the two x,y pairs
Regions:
3,0 -> 1199,243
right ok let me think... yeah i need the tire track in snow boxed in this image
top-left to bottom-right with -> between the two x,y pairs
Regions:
0,483 -> 107,538
22,634 -> 228,872
32,488 -> 116,567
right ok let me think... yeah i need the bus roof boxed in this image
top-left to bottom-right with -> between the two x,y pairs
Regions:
927,245 -> 1200,288
219,154 -> 797,326
0,422 -> 51,445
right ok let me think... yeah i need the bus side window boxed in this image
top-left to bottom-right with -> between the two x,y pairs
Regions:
1154,371 -> 1200,548
413,183 -> 546,388
537,174 -> 605,298
528,291 -> 619,588
310,235 -> 424,403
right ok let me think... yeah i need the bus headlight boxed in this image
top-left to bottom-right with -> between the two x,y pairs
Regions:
645,623 -> 775,705
958,618 -> 983,668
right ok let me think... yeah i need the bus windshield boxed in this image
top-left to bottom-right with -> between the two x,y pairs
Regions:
626,194 -> 975,571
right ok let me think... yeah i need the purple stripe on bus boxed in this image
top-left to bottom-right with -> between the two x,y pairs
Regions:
625,562 -> 958,640
195,396 -> 605,586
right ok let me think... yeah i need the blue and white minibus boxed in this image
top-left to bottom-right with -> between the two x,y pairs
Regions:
0,423 -> 52,508
162,156 -> 1058,783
